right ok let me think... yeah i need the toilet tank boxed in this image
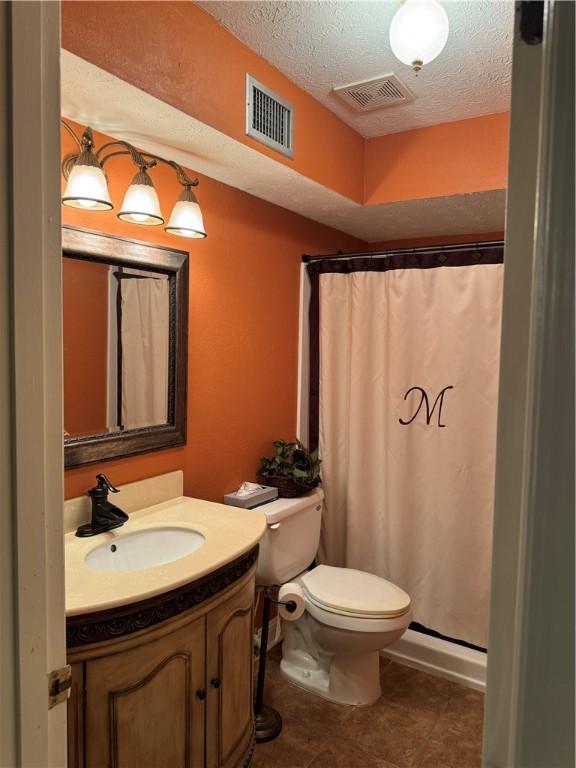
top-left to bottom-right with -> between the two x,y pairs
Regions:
252,488 -> 324,586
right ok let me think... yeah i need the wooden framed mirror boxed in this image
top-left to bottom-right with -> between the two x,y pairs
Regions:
62,226 -> 188,468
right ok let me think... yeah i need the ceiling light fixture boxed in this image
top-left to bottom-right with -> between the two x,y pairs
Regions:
389,0 -> 449,74
61,121 -> 207,239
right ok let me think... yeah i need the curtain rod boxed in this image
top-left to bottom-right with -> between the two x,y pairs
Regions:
112,272 -> 163,281
302,240 -> 505,263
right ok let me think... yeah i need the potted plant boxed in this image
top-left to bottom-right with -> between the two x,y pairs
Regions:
258,439 -> 321,498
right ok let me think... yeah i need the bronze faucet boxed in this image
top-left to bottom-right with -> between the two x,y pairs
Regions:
76,474 -> 128,537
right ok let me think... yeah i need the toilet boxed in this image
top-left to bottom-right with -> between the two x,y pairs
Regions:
255,487 -> 412,706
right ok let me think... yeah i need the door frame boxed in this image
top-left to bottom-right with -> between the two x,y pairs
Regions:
1,2 -> 67,765
483,2 -> 574,766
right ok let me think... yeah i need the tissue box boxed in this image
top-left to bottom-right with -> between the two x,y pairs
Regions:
223,485 -> 278,509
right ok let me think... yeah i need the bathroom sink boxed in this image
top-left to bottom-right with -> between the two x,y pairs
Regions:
65,490 -> 267,615
85,526 -> 205,572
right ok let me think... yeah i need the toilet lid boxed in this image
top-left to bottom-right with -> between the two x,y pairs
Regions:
301,565 -> 411,618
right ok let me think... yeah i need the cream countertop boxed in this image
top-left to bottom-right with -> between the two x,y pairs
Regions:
65,495 -> 266,617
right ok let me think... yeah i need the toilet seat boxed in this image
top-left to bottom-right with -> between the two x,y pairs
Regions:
301,565 -> 411,619
304,596 -> 412,633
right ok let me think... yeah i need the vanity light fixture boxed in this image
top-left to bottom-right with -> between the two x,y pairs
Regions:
389,0 -> 449,73
61,121 -> 207,239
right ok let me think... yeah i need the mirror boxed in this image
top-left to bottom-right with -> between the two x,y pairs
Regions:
63,226 -> 188,468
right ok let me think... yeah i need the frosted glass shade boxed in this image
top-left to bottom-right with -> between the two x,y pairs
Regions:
118,182 -> 163,226
389,0 -> 449,71
62,164 -> 113,210
165,199 -> 207,239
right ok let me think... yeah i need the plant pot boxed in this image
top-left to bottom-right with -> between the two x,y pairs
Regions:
258,474 -> 318,499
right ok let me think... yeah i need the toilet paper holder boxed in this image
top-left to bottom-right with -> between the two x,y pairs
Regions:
254,585 -> 296,743
269,594 -> 297,613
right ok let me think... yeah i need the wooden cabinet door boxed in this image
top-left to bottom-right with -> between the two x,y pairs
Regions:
85,617 -> 206,768
206,578 -> 255,768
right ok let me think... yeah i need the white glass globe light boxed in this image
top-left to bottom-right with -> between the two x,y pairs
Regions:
165,189 -> 207,238
389,0 -> 449,72
62,164 -> 113,210
118,170 -> 164,226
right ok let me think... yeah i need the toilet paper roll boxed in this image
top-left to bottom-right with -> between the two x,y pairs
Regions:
277,583 -> 305,621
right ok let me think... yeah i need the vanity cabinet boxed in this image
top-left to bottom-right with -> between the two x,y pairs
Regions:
66,549 -> 257,768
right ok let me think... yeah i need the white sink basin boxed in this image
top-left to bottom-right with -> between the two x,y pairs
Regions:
85,527 -> 205,572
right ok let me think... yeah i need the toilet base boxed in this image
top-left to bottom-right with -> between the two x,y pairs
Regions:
279,606 -> 411,707
280,650 -> 381,706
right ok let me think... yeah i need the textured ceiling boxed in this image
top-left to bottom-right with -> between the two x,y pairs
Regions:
61,52 -> 505,243
197,0 -> 514,138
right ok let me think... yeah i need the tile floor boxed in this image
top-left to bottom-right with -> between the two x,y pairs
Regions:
255,647 -> 484,768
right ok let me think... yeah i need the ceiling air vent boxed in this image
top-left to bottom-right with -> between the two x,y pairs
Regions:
333,73 -> 414,113
246,75 -> 294,158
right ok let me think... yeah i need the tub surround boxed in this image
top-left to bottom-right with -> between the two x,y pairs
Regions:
382,628 -> 487,692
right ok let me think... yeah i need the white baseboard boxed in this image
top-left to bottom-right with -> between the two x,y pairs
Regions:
381,629 -> 487,692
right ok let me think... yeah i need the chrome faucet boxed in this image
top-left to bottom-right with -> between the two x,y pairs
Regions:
75,474 -> 129,537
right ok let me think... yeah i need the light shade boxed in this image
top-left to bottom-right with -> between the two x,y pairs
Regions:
389,0 -> 449,72
62,157 -> 113,210
165,188 -> 207,238
118,169 -> 164,225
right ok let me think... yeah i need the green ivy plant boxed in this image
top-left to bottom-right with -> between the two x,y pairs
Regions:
259,440 -> 321,487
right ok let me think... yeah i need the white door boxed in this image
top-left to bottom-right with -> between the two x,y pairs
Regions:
0,2 -> 67,766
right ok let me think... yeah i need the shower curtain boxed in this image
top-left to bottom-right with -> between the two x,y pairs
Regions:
308,247 -> 504,648
121,275 -> 169,428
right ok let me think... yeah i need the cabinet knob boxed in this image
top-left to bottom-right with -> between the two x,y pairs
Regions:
196,688 -> 206,701
210,677 -> 221,689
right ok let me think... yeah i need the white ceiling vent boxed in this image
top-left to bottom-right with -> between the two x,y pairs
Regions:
333,73 -> 414,112
246,75 -> 294,158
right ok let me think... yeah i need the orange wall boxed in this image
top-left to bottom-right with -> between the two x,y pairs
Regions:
61,1 -> 365,204
61,4 -> 510,209
62,4 -> 509,211
62,123 -> 364,500
364,113 -> 510,205
63,258 -> 109,436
